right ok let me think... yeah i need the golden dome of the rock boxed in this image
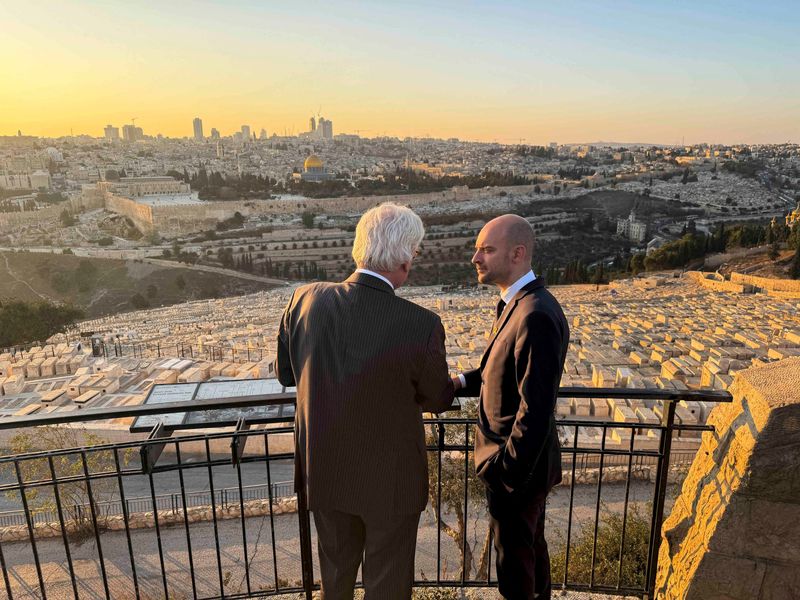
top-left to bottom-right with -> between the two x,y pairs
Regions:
304,155 -> 323,170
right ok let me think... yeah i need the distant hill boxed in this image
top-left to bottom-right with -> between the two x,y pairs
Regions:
0,251 -> 280,318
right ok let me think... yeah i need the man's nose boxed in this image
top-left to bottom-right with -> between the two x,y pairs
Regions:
471,251 -> 480,265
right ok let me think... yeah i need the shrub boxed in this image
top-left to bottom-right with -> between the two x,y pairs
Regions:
550,504 -> 650,589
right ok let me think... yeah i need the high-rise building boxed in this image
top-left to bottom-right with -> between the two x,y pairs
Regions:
122,124 -> 144,142
241,125 -> 251,140
319,117 -> 333,140
309,117 -> 316,132
193,117 -> 204,141
210,128 -> 220,140
259,128 -> 268,140
104,125 -> 120,141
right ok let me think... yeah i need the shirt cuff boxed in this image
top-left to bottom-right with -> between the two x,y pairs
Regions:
458,373 -> 467,389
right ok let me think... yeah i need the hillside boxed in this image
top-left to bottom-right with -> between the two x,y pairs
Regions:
0,251 -> 281,318
714,246 -> 798,279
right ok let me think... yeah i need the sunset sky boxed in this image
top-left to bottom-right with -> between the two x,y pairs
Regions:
1,0 -> 798,144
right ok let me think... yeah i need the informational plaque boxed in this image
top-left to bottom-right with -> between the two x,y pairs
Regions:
130,379 -> 296,433
195,379 -> 285,400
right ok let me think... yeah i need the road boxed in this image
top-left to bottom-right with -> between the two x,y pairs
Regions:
0,461 -> 296,513
143,258 -> 287,286
0,248 -> 288,287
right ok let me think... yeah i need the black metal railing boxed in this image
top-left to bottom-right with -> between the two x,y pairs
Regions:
0,387 -> 731,600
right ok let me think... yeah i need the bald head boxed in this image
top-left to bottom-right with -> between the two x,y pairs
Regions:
471,214 -> 536,292
485,214 -> 535,261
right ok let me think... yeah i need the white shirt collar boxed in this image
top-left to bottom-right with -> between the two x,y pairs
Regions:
355,268 -> 394,290
501,270 -> 536,304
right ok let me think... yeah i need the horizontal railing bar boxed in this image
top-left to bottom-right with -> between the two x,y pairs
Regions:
0,425 -> 296,464
0,387 -> 731,431
558,387 -> 731,402
0,392 -> 296,430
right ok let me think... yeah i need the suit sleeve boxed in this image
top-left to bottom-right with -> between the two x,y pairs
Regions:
495,311 -> 563,490
455,368 -> 481,397
414,318 -> 455,413
275,292 -> 296,387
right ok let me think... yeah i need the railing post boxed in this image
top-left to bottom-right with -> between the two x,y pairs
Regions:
645,398 -> 677,599
296,450 -> 315,600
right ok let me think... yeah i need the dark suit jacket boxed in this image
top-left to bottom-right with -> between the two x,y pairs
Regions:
457,278 -> 569,496
276,272 -> 454,516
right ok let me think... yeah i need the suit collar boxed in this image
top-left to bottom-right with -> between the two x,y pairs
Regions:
480,276 -> 546,369
345,271 -> 395,295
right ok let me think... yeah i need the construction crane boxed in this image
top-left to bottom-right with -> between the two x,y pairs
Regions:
131,117 -> 138,126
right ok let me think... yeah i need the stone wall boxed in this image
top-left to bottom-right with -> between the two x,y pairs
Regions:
0,496 -> 299,543
105,193 -> 155,233
141,184 -> 536,236
0,202 -> 65,232
731,271 -> 800,293
683,271 -> 754,294
656,357 -> 800,599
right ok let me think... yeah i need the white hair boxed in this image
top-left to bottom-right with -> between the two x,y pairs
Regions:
352,203 -> 425,271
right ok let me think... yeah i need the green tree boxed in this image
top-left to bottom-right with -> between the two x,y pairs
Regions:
425,400 -> 493,580
0,300 -> 84,346
175,274 -> 186,290
629,253 -> 645,275
301,211 -> 316,228
130,293 -> 150,309
60,210 -> 76,227
768,241 -> 780,261
146,230 -> 162,245
592,261 -> 606,285
2,427 -> 133,537
791,241 -> 800,280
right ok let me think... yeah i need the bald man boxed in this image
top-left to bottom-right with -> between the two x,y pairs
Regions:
454,214 -> 569,600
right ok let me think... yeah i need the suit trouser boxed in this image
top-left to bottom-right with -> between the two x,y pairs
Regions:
312,509 -> 420,600
486,488 -> 551,600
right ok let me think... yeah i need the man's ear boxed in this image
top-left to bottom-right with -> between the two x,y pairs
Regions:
400,260 -> 411,274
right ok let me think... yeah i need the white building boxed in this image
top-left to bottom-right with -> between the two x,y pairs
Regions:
617,209 -> 648,243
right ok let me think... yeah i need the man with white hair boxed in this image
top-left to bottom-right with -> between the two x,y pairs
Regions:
277,202 -> 454,600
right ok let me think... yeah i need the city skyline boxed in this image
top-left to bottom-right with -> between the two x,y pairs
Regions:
2,1 -> 799,144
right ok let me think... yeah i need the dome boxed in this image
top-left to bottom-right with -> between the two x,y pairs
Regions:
304,154 -> 323,170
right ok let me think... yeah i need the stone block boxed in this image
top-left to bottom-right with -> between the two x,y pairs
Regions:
709,497 -> 800,564
681,553 -> 766,600
657,358 -> 800,599
758,564 -> 800,600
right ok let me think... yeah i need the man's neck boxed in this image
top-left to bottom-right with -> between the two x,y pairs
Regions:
497,269 -> 536,301
355,268 -> 396,289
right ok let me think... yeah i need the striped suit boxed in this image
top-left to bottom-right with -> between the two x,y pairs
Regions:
277,272 -> 454,599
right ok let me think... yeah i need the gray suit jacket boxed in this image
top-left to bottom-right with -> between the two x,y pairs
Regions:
277,272 -> 454,516
457,278 -> 569,496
